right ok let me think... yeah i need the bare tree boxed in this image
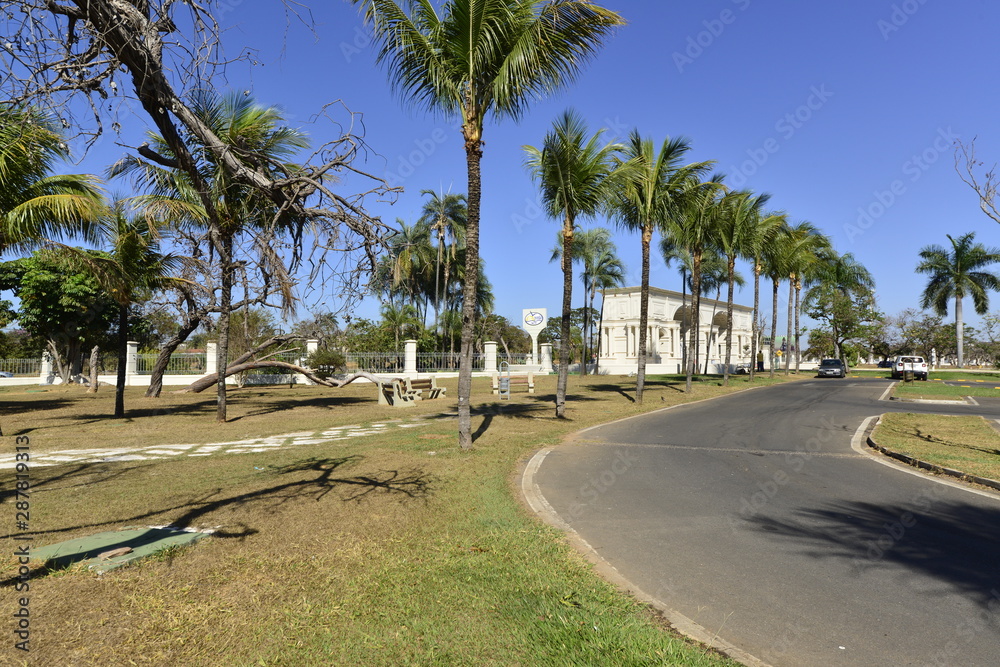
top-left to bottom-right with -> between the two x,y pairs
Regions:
0,1 -> 396,420
956,138 -> 1000,225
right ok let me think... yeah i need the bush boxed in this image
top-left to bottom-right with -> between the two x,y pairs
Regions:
306,349 -> 346,378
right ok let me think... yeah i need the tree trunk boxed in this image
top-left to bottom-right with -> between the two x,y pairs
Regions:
723,254 -> 736,386
956,295 -> 965,368
145,315 -> 203,398
87,345 -> 100,393
680,268 -> 688,377
705,289 -> 719,375
785,277 -> 794,375
750,261 -> 760,382
556,212 -> 574,418
216,234 -> 234,422
434,227 -> 443,341
636,223 -> 652,404
580,276 -> 589,378
686,248 -> 703,392
794,282 -> 803,373
115,304 -> 128,418
456,139 -> 483,450
770,277 -> 779,379
595,291 -> 606,376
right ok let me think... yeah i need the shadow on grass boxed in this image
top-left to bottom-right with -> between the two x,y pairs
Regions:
0,454 -> 435,586
743,499 -> 1000,613
470,402 -> 553,442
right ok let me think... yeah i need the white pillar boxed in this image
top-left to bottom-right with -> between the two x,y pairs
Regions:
306,339 -> 319,358
126,341 -> 139,386
300,339 -> 321,385
484,341 -> 498,373
540,343 -> 554,373
404,339 -> 417,375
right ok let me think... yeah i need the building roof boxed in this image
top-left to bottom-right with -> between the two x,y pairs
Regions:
600,286 -> 754,313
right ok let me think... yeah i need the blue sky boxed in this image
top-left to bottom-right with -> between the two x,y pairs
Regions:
58,0 -> 1000,332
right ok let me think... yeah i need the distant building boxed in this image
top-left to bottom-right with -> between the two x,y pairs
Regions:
597,286 -> 762,374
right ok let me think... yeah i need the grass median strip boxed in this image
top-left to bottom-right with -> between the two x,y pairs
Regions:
873,412 -> 1000,482
2,374 -> 798,665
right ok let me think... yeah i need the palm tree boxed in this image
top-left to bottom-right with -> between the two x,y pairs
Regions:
609,132 -> 711,402
355,0 -> 624,448
781,223 -> 830,373
666,174 -> 724,390
712,190 -> 774,385
761,221 -> 793,378
380,302 -> 421,350
525,110 -> 620,416
417,190 -> 467,338
0,105 -> 104,253
916,232 -> 1000,367
747,210 -> 786,380
110,91 -> 309,420
50,199 -> 183,418
697,249 -> 745,374
805,251 -> 875,360
661,238 -> 693,371
588,245 -> 626,374
548,226 -> 621,376
388,217 -> 435,318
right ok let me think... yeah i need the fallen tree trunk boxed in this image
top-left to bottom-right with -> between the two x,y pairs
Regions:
173,361 -> 388,394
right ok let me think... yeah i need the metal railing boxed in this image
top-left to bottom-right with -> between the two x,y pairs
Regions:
0,358 -> 41,376
136,353 -> 205,375
345,352 -> 405,373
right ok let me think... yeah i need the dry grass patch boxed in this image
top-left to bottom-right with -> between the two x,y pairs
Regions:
874,412 -> 1000,481
1,373 -> 794,666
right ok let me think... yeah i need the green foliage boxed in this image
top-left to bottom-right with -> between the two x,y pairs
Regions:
1,251 -> 118,365
305,348 -> 346,378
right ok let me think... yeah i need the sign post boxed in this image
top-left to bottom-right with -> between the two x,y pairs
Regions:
522,309 -> 548,365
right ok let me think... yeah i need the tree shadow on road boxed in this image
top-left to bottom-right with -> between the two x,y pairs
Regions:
743,498 -> 1000,613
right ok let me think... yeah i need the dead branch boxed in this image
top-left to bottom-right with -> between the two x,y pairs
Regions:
955,138 -> 1000,225
174,361 -> 387,394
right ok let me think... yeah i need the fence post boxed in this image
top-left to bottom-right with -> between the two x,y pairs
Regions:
39,350 -> 52,385
404,339 -> 417,375
484,341 -> 498,374
540,343 -> 554,373
126,341 -> 139,386
205,341 -> 217,377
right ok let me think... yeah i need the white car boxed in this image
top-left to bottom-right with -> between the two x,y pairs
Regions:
891,355 -> 928,381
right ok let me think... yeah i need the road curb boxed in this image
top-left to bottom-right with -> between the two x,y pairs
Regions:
519,384 -> 780,667
866,431 -> 1000,493
521,447 -> 772,667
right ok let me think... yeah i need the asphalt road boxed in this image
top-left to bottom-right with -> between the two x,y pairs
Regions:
529,378 -> 1000,666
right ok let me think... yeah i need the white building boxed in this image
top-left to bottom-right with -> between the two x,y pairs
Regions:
598,286 -> 760,374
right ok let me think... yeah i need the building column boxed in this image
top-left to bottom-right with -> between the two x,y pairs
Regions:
404,339 -> 417,375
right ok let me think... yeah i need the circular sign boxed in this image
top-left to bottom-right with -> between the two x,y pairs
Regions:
524,311 -> 545,327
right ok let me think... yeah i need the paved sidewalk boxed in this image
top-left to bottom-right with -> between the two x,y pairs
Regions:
0,419 -> 430,468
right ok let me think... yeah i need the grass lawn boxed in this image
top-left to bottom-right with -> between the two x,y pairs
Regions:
873,412 -> 1000,482
892,378 -> 1000,401
1,373 -> 795,666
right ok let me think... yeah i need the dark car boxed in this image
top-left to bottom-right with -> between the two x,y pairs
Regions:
876,359 -> 893,368
817,358 -> 847,378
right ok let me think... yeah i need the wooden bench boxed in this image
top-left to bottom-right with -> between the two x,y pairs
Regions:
377,379 -> 419,407
492,372 -> 534,394
405,376 -> 446,400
